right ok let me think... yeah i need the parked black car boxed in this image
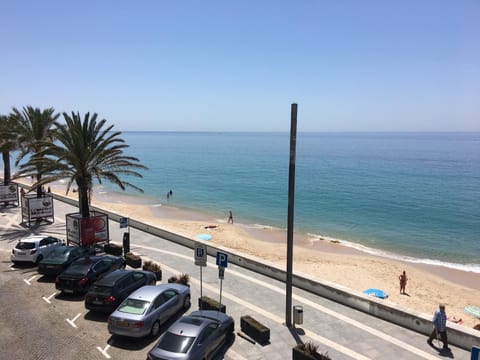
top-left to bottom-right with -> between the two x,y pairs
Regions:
38,246 -> 90,276
85,269 -> 157,313
56,255 -> 126,294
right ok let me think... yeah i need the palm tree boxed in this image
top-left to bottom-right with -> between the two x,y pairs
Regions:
17,112 -> 147,218
11,106 -> 59,196
0,114 -> 18,185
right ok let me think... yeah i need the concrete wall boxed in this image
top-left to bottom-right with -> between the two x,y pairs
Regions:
41,189 -> 480,350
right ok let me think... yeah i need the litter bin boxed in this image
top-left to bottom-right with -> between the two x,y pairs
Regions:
293,305 -> 303,325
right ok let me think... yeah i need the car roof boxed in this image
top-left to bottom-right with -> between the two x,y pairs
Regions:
19,235 -> 52,243
93,269 -> 148,287
127,283 -> 186,302
168,311 -> 223,337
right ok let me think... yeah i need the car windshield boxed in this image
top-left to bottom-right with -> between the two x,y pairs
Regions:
157,332 -> 195,354
15,241 -> 35,250
64,262 -> 91,274
46,247 -> 71,260
118,299 -> 150,315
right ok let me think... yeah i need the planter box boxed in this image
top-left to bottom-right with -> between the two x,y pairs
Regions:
142,262 -> 162,281
104,243 -> 123,256
292,347 -> 316,360
198,296 -> 226,313
292,346 -> 331,360
125,253 -> 142,268
240,315 -> 270,345
143,266 -> 162,281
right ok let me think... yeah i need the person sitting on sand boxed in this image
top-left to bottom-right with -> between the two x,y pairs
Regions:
399,270 -> 408,294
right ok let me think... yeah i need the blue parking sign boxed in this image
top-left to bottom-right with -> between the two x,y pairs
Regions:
216,252 -> 228,267
195,244 -> 207,267
119,217 -> 129,228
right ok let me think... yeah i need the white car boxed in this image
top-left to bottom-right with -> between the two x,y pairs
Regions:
11,235 -> 65,264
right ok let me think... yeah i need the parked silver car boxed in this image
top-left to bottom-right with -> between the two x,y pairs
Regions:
147,310 -> 235,360
11,235 -> 64,264
108,284 -> 190,338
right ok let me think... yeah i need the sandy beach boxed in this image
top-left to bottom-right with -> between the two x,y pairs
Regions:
26,181 -> 480,330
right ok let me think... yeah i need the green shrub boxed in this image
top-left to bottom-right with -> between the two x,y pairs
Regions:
293,342 -> 331,360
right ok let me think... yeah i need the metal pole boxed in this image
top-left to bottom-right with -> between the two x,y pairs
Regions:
200,267 -> 203,306
285,103 -> 297,327
219,278 -> 223,306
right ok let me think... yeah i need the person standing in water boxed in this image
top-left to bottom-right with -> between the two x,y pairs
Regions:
227,210 -> 233,224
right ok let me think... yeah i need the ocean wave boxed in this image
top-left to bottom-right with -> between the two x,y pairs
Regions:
306,233 -> 480,273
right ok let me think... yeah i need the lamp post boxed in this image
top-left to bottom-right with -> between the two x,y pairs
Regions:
285,103 -> 297,327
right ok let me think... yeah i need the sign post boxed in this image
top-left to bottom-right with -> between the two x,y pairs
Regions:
216,252 -> 228,307
195,244 -> 207,306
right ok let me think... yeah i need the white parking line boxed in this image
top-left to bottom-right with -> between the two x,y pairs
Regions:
137,245 -> 441,360
96,344 -> 111,359
42,292 -> 57,304
66,312 -> 82,328
23,275 -> 37,285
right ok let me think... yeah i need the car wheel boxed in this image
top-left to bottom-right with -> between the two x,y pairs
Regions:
150,321 -> 160,337
183,294 -> 191,309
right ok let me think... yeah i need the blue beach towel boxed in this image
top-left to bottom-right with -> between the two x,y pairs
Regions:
197,233 -> 212,241
363,288 -> 389,299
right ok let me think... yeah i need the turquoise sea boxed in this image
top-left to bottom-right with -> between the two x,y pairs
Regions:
97,132 -> 480,272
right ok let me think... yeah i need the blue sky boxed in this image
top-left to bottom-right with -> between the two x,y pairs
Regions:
1,1 -> 478,132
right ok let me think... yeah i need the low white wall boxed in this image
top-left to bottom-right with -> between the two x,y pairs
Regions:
40,189 -> 480,350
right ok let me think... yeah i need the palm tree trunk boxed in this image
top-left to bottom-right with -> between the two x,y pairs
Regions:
36,174 -> 42,197
78,185 -> 90,218
2,151 -> 10,185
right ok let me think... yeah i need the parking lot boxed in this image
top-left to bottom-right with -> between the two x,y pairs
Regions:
0,200 -> 474,359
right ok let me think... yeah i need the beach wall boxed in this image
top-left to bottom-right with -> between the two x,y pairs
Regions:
41,189 -> 480,350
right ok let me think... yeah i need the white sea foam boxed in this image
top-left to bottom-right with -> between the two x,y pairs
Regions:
306,233 -> 480,274
152,204 -> 163,207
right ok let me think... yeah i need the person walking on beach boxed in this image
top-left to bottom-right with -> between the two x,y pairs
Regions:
227,210 -> 233,224
427,304 -> 450,351
399,270 -> 408,294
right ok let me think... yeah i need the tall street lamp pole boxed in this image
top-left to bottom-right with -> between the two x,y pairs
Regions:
285,103 -> 297,327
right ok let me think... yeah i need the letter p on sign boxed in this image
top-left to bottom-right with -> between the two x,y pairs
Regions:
216,252 -> 228,268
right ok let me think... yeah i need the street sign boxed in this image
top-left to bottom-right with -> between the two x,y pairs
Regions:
195,244 -> 207,267
218,266 -> 225,279
119,217 -> 129,228
216,251 -> 228,267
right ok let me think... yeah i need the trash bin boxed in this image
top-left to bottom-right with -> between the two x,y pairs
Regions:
293,305 -> 303,325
